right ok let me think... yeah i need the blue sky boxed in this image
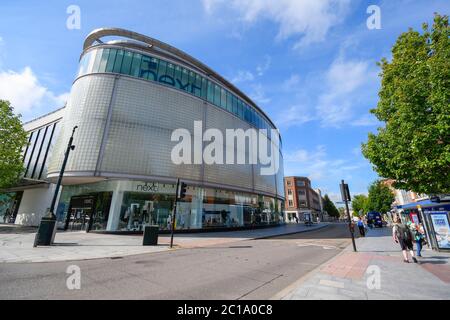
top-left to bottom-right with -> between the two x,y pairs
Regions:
0,0 -> 448,202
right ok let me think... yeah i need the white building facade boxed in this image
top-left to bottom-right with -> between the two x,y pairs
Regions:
2,28 -> 285,232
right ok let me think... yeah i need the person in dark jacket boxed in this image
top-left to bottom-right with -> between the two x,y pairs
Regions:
392,216 -> 417,263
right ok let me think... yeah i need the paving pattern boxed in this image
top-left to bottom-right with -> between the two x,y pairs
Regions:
279,227 -> 450,300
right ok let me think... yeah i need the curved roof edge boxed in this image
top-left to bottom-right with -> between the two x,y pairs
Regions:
83,27 -> 277,130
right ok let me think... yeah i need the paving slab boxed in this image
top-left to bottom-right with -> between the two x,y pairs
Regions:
276,227 -> 450,300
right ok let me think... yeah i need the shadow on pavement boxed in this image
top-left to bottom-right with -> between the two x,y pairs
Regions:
0,224 -> 37,234
419,260 -> 448,265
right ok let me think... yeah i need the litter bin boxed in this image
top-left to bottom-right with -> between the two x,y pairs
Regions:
143,225 -> 159,246
34,216 -> 56,247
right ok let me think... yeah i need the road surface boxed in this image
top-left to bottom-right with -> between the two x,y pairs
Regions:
0,224 -> 352,299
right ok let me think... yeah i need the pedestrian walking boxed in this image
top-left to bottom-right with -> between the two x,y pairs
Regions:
413,223 -> 426,257
357,217 -> 365,237
392,216 -> 418,263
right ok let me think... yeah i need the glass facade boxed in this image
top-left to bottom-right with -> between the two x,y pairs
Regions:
22,121 -> 60,180
77,47 -> 279,141
56,180 -> 284,232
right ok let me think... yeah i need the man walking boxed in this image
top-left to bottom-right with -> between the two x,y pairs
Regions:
357,217 -> 365,237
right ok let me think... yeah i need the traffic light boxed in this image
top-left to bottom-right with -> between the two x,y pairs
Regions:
179,182 -> 188,199
340,183 -> 351,202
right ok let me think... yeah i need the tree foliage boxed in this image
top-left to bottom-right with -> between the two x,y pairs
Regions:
323,194 -> 339,218
352,194 -> 368,216
362,14 -> 450,194
366,180 -> 395,214
0,100 -> 28,189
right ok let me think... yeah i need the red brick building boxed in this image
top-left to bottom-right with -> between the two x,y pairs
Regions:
284,176 -> 323,222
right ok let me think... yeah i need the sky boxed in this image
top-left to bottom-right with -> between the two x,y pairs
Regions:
0,0 -> 448,202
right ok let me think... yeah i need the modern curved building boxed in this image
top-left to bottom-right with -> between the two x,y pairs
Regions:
5,28 -> 285,232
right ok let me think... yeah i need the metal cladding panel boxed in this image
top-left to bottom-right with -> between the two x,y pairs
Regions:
203,104 -> 254,190
48,76 -> 114,175
276,152 -> 285,198
99,77 -> 203,181
50,73 -> 283,198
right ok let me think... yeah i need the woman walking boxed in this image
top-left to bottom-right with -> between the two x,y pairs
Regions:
392,216 -> 418,263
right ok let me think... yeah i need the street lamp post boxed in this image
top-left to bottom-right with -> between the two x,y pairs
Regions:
48,126 -> 78,218
33,126 -> 78,247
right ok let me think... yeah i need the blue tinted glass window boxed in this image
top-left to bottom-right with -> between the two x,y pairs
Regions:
232,95 -> 238,115
243,104 -> 250,122
105,49 -> 117,73
120,51 -> 133,74
130,53 -> 142,77
80,51 -> 94,75
98,48 -> 110,73
226,91 -> 233,112
140,55 -> 156,80
251,109 -> 256,126
207,81 -> 214,103
238,100 -> 244,118
214,84 -> 221,107
193,74 -> 202,98
112,50 -> 124,73
189,71 -> 195,87
92,49 -> 103,73
166,63 -> 175,78
181,68 -> 189,92
201,78 -> 207,100
220,88 -> 227,109
77,55 -> 88,77
158,60 -> 167,78
174,66 -> 182,89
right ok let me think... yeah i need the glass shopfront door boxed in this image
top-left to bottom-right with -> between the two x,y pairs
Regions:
65,195 -> 96,231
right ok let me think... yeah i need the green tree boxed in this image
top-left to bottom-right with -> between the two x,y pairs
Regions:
366,180 -> 395,214
352,194 -> 368,216
323,194 -> 339,218
362,14 -> 450,194
0,100 -> 28,189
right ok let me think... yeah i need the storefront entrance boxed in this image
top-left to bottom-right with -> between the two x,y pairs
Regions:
65,195 -> 95,231
64,193 -> 112,232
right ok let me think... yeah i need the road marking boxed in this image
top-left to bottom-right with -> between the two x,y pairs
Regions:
297,243 -> 340,250
319,279 -> 345,288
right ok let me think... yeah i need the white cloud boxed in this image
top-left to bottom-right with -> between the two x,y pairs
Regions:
316,58 -> 377,127
351,114 -> 380,127
285,145 -> 365,183
249,83 -> 271,104
231,70 -> 255,84
281,74 -> 301,91
275,104 -> 314,129
256,55 -> 271,76
0,67 -> 68,118
203,0 -> 351,48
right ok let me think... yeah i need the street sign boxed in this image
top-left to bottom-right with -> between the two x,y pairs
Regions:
340,183 -> 351,202
340,180 -> 356,252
